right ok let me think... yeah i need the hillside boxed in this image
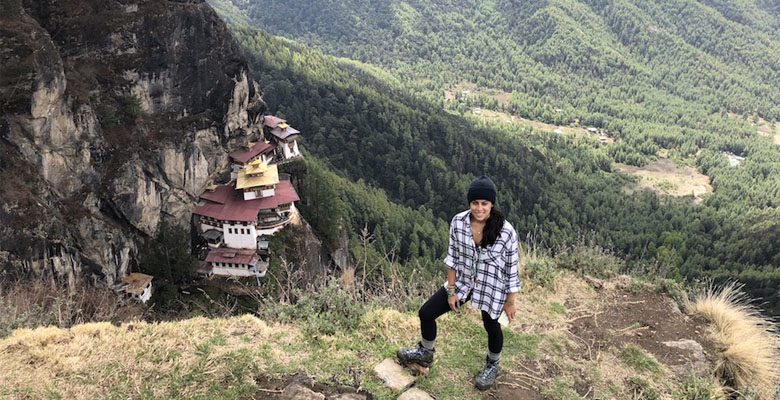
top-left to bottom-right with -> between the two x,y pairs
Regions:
2,266 -> 778,399
200,14 -> 780,316
210,0 -> 780,135
207,0 -> 780,314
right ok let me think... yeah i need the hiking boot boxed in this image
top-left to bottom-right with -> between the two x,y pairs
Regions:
475,356 -> 500,391
396,342 -> 435,368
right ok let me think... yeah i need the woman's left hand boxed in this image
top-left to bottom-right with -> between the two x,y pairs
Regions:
502,302 -> 516,323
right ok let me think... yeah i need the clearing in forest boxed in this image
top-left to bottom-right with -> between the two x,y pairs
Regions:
444,82 -> 513,108
751,118 -> 780,144
468,107 -> 596,138
444,83 -> 608,141
727,112 -> 780,145
616,159 -> 713,199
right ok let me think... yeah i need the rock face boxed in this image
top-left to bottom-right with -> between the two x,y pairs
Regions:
0,0 -> 265,285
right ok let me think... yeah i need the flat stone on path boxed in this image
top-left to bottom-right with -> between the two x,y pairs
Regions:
374,358 -> 415,392
280,382 -> 325,400
398,388 -> 434,400
331,394 -> 367,400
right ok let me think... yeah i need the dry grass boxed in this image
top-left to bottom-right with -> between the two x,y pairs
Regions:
616,159 -> 713,198
687,283 -> 780,399
0,276 -> 144,337
0,249 -> 751,400
0,315 -> 300,399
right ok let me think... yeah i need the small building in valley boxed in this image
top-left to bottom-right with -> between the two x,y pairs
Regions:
203,248 -> 268,278
121,273 -> 153,303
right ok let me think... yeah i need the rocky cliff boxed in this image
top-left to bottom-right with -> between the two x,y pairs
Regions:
0,0 -> 266,285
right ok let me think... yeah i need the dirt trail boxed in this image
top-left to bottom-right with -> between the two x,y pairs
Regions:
493,287 -> 715,399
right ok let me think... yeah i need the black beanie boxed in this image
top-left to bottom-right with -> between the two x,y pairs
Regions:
467,175 -> 496,204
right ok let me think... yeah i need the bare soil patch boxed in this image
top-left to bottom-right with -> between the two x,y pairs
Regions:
495,360 -> 559,399
568,290 -> 716,371
253,373 -> 373,399
617,159 -> 713,198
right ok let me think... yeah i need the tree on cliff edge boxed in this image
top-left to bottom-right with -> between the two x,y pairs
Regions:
140,221 -> 196,284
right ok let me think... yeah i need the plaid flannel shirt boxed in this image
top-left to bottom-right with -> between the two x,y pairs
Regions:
443,210 -> 521,320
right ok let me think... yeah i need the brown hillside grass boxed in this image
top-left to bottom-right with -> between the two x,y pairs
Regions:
0,276 -> 144,337
687,283 -> 780,399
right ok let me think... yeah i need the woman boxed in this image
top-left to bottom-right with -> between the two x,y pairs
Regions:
397,175 -> 521,390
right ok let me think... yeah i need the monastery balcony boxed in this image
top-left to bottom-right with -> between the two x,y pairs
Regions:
255,212 -> 293,229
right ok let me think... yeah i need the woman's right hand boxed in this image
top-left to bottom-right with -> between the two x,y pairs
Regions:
448,295 -> 460,312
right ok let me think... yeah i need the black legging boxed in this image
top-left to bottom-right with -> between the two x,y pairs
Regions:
418,287 -> 504,354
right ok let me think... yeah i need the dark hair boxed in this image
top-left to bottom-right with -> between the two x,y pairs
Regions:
480,207 -> 505,248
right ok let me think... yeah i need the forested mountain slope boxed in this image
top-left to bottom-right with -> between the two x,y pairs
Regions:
212,0 -> 780,126
207,1 -> 780,315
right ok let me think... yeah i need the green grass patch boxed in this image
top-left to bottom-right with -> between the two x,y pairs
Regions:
676,374 -> 724,400
620,345 -> 661,374
627,376 -> 660,400
542,378 -> 581,400
548,301 -> 567,315
544,333 -> 573,355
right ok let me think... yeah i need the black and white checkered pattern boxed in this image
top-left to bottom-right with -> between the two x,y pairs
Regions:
443,210 -> 521,320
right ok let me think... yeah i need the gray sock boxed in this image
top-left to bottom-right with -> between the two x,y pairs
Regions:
421,338 -> 435,350
487,351 -> 501,362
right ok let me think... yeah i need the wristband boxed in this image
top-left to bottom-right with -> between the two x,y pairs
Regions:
446,285 -> 456,296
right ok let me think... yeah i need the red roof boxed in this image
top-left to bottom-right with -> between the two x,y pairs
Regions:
270,126 -> 300,141
265,180 -> 300,205
200,185 -> 233,204
193,181 -> 300,222
205,248 -> 259,265
263,115 -> 286,128
229,142 -> 275,164
196,261 -> 213,274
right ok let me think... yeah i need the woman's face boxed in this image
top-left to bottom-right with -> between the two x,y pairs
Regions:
470,200 -> 493,223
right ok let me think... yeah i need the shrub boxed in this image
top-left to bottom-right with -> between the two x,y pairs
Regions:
676,374 -> 726,400
0,276 -> 140,337
257,280 -> 366,338
98,104 -> 119,128
525,257 -> 558,289
687,283 -> 780,400
122,93 -> 143,121
555,242 -> 624,279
